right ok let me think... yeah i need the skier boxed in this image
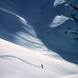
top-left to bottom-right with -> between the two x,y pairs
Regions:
41,64 -> 44,69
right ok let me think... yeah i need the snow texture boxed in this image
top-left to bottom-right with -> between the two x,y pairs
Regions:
54,0 -> 66,7
0,38 -> 78,78
49,15 -> 70,28
0,7 -> 47,50
0,0 -> 78,78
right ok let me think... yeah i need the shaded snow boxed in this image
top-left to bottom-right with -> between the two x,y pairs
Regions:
0,7 -> 48,51
0,8 -> 28,26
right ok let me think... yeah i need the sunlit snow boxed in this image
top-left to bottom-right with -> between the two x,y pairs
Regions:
49,15 -> 70,28
54,0 -> 66,7
0,38 -> 78,78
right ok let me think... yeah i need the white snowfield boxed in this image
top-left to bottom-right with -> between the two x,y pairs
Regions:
54,0 -> 66,7
0,38 -> 78,78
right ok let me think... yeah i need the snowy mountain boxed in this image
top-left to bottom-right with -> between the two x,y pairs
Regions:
0,0 -> 78,78
0,38 -> 78,78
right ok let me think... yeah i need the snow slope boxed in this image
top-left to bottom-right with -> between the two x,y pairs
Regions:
0,0 -> 78,64
0,38 -> 78,78
0,0 -> 78,78
0,7 -> 48,51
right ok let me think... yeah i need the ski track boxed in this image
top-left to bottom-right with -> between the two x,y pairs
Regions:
0,55 -> 40,68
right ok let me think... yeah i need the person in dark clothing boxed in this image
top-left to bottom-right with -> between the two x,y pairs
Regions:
41,64 -> 44,69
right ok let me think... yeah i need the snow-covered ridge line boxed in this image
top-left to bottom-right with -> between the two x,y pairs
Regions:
0,38 -> 59,56
0,7 -> 27,26
54,0 -> 66,7
49,15 -> 70,28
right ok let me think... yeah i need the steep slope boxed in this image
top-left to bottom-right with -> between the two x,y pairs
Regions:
0,2 -> 78,78
0,38 -> 78,78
